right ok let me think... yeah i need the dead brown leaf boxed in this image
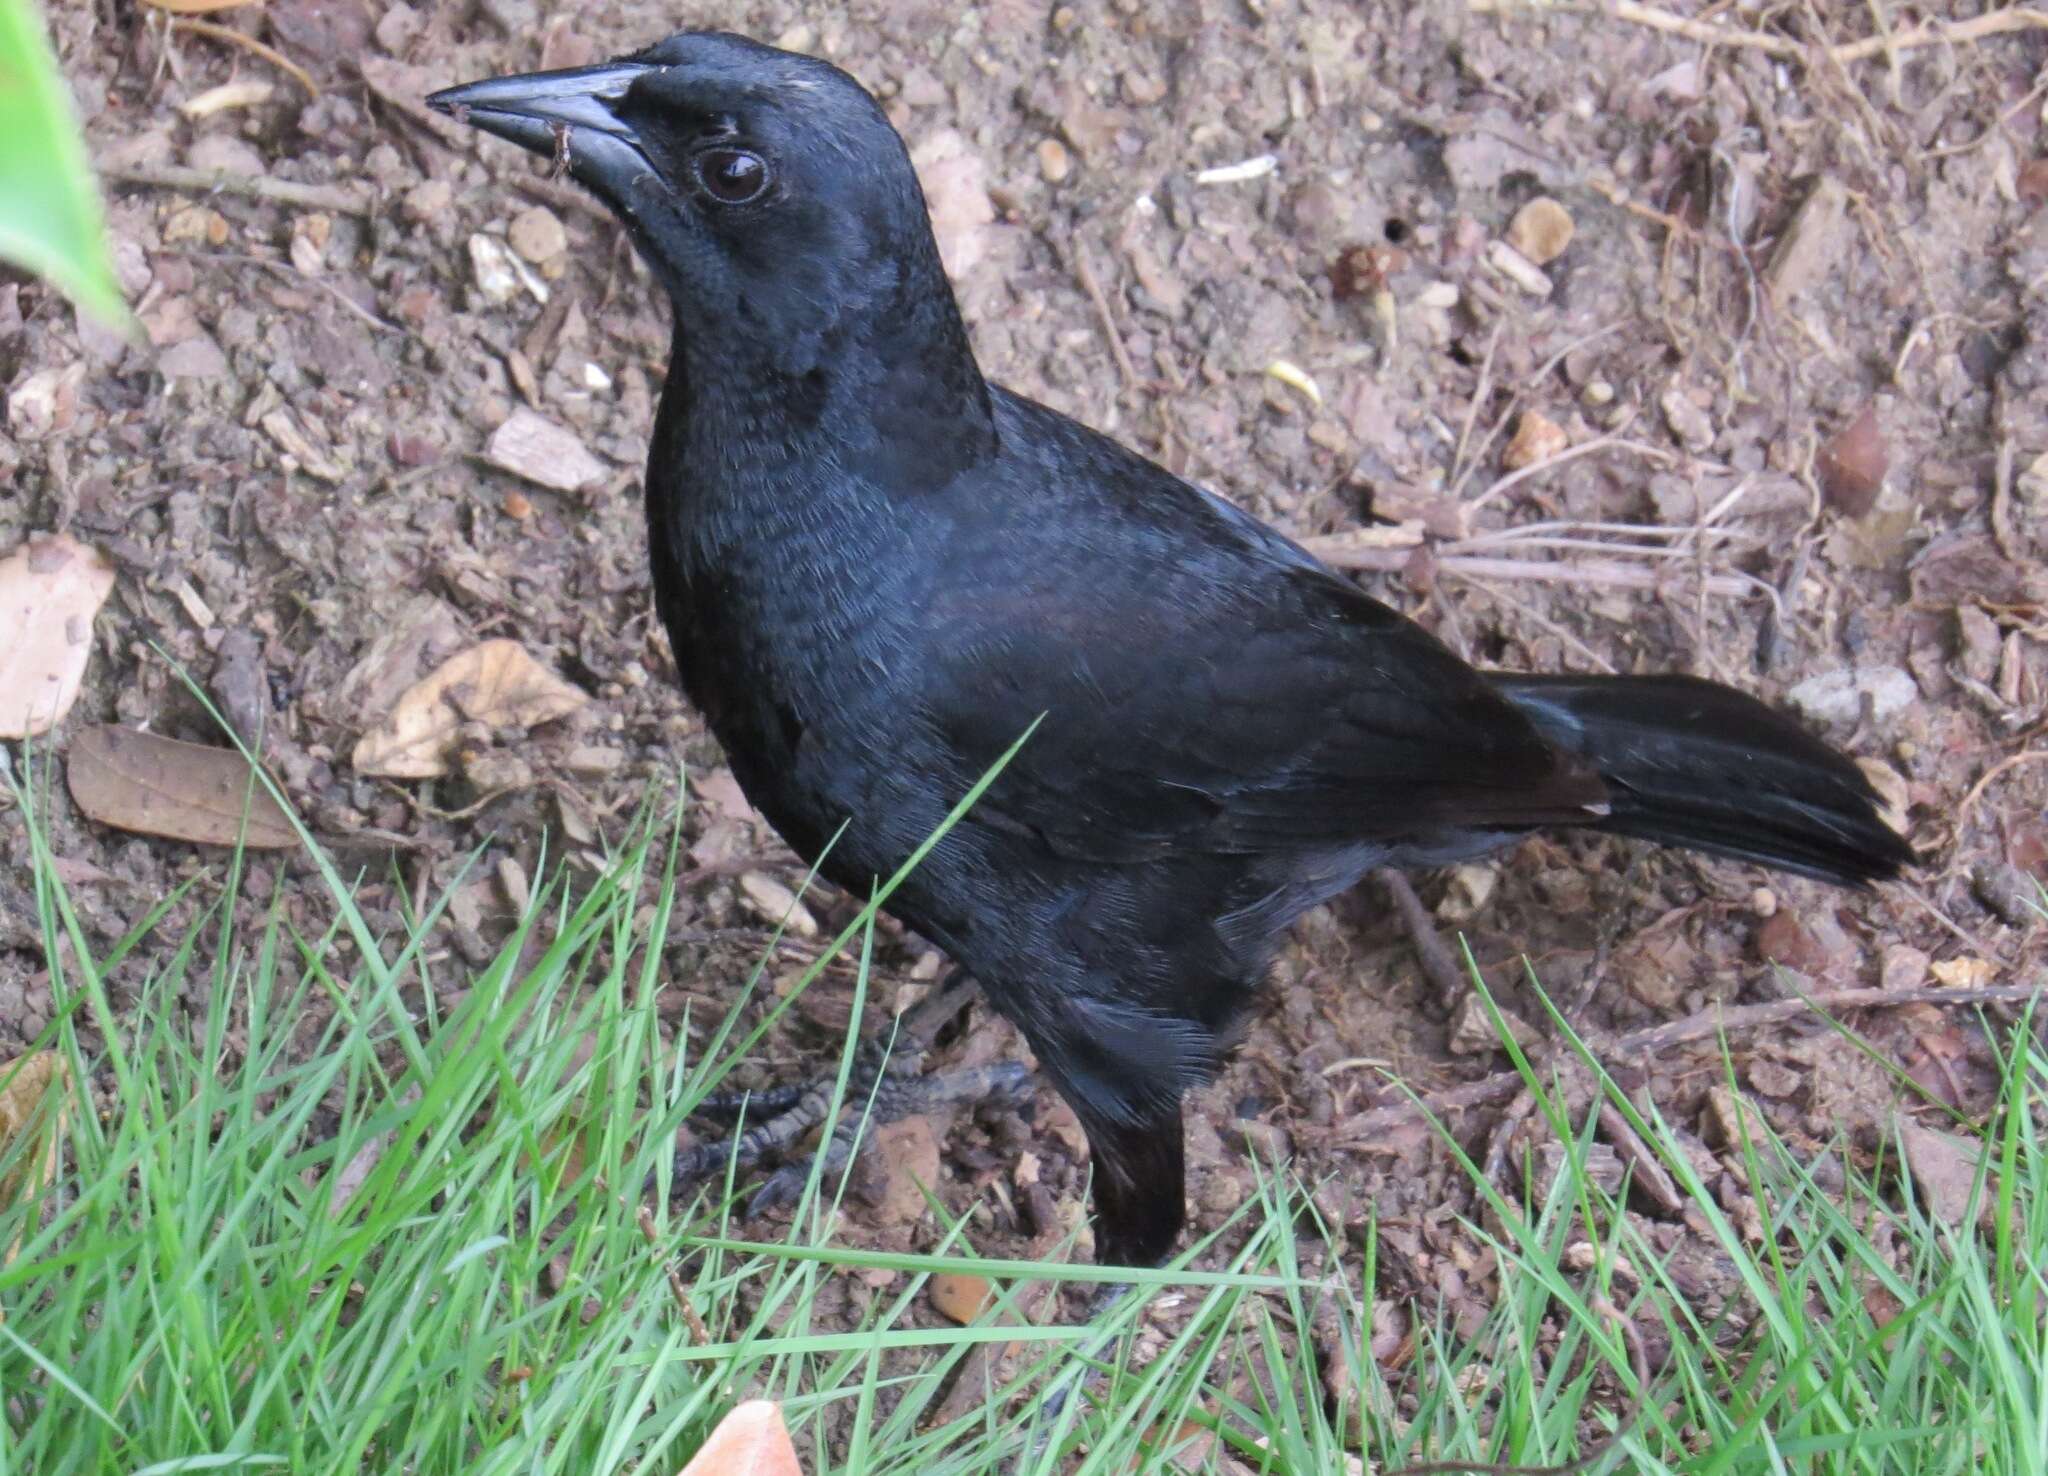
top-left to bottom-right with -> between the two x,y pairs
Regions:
351,639 -> 586,780
674,1399 -> 803,1476
928,1271 -> 995,1325
0,533 -> 116,739
0,1052 -> 68,1279
67,725 -> 297,849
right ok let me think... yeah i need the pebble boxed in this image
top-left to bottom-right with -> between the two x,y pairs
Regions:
738,871 -> 820,938
1880,944 -> 1929,991
507,205 -> 567,265
467,233 -> 521,305
1784,665 -> 1917,726
1035,137 -> 1070,183
1504,196 -> 1573,265
1501,409 -> 1567,471
402,178 -> 451,224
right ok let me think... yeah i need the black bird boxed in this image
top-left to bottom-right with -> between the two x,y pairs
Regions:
429,34 -> 1912,1268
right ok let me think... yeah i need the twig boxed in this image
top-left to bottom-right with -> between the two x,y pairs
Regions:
176,250 -> 406,336
1339,982 -> 2042,1143
1956,747 -> 2048,843
1307,544 -> 1758,600
172,17 -> 319,96
636,1204 -> 710,1343
1071,242 -> 1138,395
1470,0 -> 2048,65
1466,435 -> 1636,515
1377,868 -> 1473,999
102,163 -> 372,216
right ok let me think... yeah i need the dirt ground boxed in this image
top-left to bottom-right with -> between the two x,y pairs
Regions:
4,0 -> 2046,1378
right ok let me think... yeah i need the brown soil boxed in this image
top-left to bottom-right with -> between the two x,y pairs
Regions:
5,0 -> 2044,1386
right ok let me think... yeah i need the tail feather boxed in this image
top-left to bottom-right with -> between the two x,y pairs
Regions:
1495,673 -> 1915,887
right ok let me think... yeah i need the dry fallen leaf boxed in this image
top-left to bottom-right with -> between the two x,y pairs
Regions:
1,1051 -> 69,1293
928,1271 -> 995,1325
67,725 -> 297,848
1929,956 -> 1998,989
0,533 -> 116,739
675,1400 -> 803,1476
352,638 -> 586,780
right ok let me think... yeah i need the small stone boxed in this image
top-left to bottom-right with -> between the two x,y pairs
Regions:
1035,137 -> 1070,183
157,334 -> 229,379
1435,863 -> 1496,924
1880,944 -> 1929,991
1501,409 -> 1567,471
1971,861 -> 2037,928
1750,887 -> 1777,918
507,205 -> 567,265
402,179 -> 452,224
1121,70 -> 1166,105
289,213 -> 331,275
1658,385 -> 1715,453
1504,196 -> 1573,265
1784,665 -> 1918,726
1582,379 -> 1614,406
501,488 -> 533,520
580,361 -> 612,391
468,233 -> 521,305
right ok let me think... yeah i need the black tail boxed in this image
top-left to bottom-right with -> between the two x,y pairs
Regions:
1495,673 -> 1915,887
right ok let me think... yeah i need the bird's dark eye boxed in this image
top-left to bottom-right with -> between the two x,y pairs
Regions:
694,148 -> 768,204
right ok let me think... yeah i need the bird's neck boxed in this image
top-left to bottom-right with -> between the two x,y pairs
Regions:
658,265 -> 997,501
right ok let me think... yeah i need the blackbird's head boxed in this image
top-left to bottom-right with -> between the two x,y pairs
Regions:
428,33 -> 953,366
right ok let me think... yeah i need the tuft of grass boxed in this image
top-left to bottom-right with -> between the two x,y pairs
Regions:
2,742 -> 2044,1473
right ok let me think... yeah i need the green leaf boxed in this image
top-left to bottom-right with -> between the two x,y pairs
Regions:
0,0 -> 131,330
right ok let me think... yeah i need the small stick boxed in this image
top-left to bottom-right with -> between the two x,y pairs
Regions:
1471,0 -> 2048,65
636,1204 -> 710,1343
102,163 -> 371,216
1071,243 -> 1138,394
1377,868 -> 1473,999
173,17 -> 318,96
1339,982 -> 2042,1143
1307,545 -> 1758,600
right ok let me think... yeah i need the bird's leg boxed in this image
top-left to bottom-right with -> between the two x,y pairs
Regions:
665,969 -> 1036,1215
1376,866 -> 1474,998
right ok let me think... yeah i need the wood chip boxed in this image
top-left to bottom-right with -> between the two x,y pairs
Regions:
675,1400 -> 803,1476
738,871 -> 820,938
352,639 -> 587,779
484,407 -> 609,493
260,408 -> 347,482
0,533 -> 115,738
1818,403 -> 1887,516
1765,175 -> 1848,304
1500,409 -> 1568,471
66,725 -> 297,849
178,79 -> 275,118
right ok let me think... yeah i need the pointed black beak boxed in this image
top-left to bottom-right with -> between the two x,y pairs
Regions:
427,61 -> 657,192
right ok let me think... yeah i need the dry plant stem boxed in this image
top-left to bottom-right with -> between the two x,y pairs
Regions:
1377,868 -> 1475,999
172,17 -> 318,95
1309,545 -> 1757,600
1071,243 -> 1138,395
103,163 -> 371,216
1340,982 -> 2043,1143
636,1204 -> 710,1343
1471,0 -> 2048,65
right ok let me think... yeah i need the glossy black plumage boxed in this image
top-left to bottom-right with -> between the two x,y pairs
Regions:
430,34 -> 1913,1267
